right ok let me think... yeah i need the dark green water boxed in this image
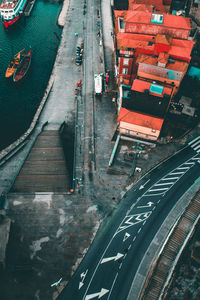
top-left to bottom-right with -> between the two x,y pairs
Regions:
0,0 -> 62,150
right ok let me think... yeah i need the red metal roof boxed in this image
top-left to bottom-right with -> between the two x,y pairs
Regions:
122,11 -> 192,30
129,0 -> 165,12
131,78 -> 172,97
117,107 -> 164,130
116,33 -> 194,61
136,53 -> 189,72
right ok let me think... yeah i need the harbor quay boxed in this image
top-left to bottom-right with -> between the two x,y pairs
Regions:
0,0 -> 200,299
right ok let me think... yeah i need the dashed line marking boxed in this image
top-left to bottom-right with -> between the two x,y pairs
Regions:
152,206 -> 156,211
138,228 -> 141,234
128,244 -> 132,250
132,237 -> 136,243
143,220 -> 146,225
158,199 -> 161,203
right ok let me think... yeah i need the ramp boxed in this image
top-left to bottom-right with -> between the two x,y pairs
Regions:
11,130 -> 70,192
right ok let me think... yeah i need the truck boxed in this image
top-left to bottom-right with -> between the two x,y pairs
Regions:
94,73 -> 103,96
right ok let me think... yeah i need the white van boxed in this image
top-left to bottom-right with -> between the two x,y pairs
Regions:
94,73 -> 103,96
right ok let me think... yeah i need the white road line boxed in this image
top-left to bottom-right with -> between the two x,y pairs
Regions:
189,139 -> 200,147
143,220 -> 146,225
188,136 -> 200,145
155,182 -> 173,186
138,228 -> 141,234
152,206 -> 156,211
143,193 -> 164,196
128,244 -> 132,250
191,157 -> 200,160
149,187 -> 169,192
132,237 -> 136,242
177,167 -> 189,170
184,162 -> 195,165
162,177 -> 179,180
197,150 -> 200,153
194,144 -> 200,151
107,273 -> 119,300
158,199 -> 161,203
119,263 -> 122,269
169,172 -> 184,175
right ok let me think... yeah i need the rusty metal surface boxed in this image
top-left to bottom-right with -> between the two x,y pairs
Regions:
11,130 -> 70,192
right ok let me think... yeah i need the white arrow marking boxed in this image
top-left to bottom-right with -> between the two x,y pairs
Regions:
123,232 -> 130,242
85,288 -> 109,300
101,253 -> 124,264
139,179 -> 150,190
79,281 -> 84,289
50,277 -> 62,287
79,269 -> 88,289
137,202 -> 154,208
81,270 -> 88,280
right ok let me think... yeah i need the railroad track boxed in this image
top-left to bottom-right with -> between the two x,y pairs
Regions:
140,189 -> 200,300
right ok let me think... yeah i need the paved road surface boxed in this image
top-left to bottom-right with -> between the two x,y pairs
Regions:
57,137 -> 200,300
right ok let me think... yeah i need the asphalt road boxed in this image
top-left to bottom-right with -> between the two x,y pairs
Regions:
57,137 -> 200,300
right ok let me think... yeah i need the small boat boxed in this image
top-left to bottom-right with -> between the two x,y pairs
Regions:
13,48 -> 31,83
5,49 -> 25,78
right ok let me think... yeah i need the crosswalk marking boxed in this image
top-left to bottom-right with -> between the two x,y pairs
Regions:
149,187 -> 169,192
155,182 -> 173,186
169,172 -> 184,175
144,155 -> 198,197
194,145 -> 200,151
188,136 -> 200,145
161,177 -> 179,181
188,136 -> 200,153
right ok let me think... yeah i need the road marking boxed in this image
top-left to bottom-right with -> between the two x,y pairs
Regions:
128,244 -> 132,250
85,288 -> 109,300
132,236 -> 136,242
143,220 -> 146,225
162,177 -> 179,180
123,232 -> 130,242
137,201 -> 154,208
194,144 -> 200,151
169,172 -> 184,175
101,253 -> 124,264
79,269 -> 88,289
107,273 -> 118,300
188,136 -> 200,145
149,187 -> 169,192
184,162 -> 195,165
152,206 -> 156,211
177,167 -> 189,170
139,179 -> 150,190
154,182 -> 173,186
50,277 -> 62,287
116,212 -> 152,235
138,228 -> 141,234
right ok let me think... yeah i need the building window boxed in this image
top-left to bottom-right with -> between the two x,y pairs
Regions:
123,58 -> 129,66
122,68 -> 128,75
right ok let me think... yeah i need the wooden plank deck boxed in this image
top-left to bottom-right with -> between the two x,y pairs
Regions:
11,130 -> 70,192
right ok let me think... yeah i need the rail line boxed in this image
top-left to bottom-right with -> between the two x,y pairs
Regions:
139,189 -> 200,300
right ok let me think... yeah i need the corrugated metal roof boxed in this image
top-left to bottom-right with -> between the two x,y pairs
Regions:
117,107 -> 164,130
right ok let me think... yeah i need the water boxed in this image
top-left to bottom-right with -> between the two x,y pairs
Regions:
0,0 -> 62,151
